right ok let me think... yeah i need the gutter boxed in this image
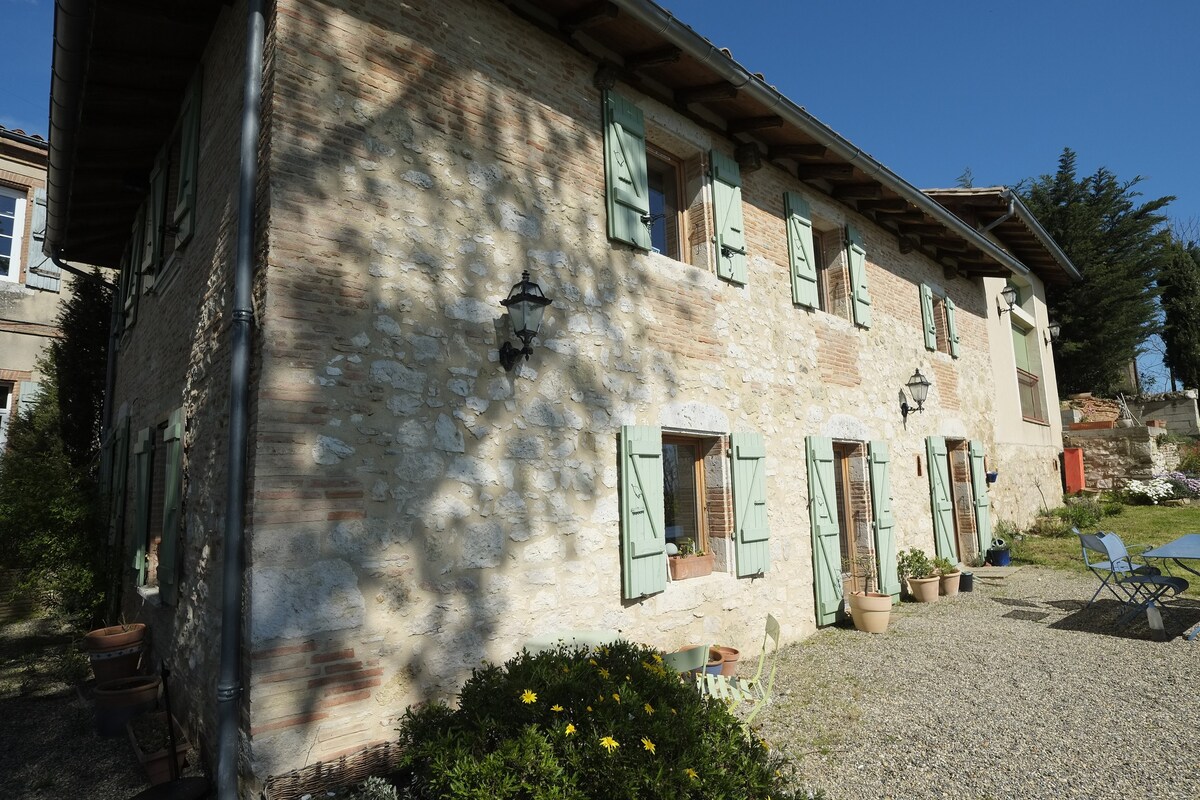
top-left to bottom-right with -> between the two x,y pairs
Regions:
612,0 -> 1031,277
1008,193 -> 1082,281
45,0 -> 94,255
216,0 -> 264,796
0,128 -> 48,149
978,189 -> 1016,234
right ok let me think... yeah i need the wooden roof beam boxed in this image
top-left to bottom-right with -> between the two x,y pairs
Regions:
796,163 -> 855,180
857,198 -> 911,214
767,143 -> 827,161
832,183 -> 881,200
676,82 -> 739,104
560,1 -> 619,33
897,223 -> 946,236
624,46 -> 681,71
727,115 -> 784,134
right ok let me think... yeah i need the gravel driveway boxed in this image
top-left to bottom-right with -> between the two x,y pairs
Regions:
757,567 -> 1200,800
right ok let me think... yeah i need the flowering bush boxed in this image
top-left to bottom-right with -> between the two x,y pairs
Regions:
1159,471 -> 1200,499
1123,478 -> 1175,505
393,639 -> 811,799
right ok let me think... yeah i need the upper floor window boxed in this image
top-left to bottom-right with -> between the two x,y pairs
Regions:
920,284 -> 960,357
785,191 -> 872,327
0,187 -> 26,282
645,145 -> 686,261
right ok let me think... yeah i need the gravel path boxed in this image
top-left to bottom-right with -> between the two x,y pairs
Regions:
757,567 -> 1200,800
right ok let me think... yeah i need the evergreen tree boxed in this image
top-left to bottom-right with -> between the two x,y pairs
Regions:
1159,239 -> 1200,390
47,270 -> 111,473
1022,149 -> 1174,395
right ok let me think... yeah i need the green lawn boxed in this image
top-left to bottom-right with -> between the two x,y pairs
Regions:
1012,504 -> 1200,595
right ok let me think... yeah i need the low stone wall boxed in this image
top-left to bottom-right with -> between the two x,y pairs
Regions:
1133,390 -> 1200,436
1063,426 -> 1181,490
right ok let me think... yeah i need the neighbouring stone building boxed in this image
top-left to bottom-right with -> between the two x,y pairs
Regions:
0,126 -> 67,452
45,0 -> 1077,790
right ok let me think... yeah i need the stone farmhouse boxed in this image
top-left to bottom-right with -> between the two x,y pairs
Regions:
45,0 -> 1078,790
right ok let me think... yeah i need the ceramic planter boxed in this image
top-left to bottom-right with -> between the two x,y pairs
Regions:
704,647 -> 724,675
847,591 -> 892,633
906,576 -> 940,603
128,712 -> 188,786
94,674 -> 161,737
668,553 -> 714,581
715,645 -> 740,676
84,623 -> 146,684
939,570 -> 961,596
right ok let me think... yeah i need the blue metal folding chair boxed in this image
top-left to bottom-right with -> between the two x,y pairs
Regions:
1081,530 -> 1188,632
1076,528 -> 1161,608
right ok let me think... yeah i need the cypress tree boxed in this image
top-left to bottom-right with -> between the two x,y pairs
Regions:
1159,239 -> 1200,390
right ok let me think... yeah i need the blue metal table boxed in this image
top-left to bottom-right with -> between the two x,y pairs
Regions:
1143,533 -> 1200,639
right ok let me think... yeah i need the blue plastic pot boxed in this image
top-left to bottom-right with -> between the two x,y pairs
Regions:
987,548 -> 1011,567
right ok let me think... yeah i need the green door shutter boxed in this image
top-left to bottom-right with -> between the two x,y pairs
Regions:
159,407 -> 185,605
847,224 -> 871,328
806,436 -> 843,626
603,92 -> 652,250
926,436 -> 956,560
132,426 -> 153,585
868,442 -> 900,601
969,440 -> 992,557
785,192 -> 818,308
730,431 -> 770,577
620,425 -> 666,599
920,284 -> 937,351
946,296 -> 960,358
174,72 -> 202,249
711,150 -> 747,285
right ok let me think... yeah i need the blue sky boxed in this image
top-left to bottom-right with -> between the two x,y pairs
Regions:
3,0 -> 1196,384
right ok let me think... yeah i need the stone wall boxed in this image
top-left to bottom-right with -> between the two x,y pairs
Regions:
1063,426 -> 1182,490
1134,391 -> 1200,436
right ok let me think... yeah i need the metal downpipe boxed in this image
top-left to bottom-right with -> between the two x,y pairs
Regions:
216,0 -> 264,796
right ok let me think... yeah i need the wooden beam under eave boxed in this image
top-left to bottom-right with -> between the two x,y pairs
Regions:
796,163 -> 855,180
897,223 -> 946,237
924,237 -> 969,253
624,46 -> 681,71
767,143 -> 827,161
943,263 -> 960,281
559,1 -> 619,32
676,82 -> 739,104
857,198 -> 911,213
727,115 -> 784,134
831,183 -> 881,200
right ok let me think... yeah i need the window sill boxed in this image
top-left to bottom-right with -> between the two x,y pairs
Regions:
136,585 -> 162,607
1021,415 -> 1050,427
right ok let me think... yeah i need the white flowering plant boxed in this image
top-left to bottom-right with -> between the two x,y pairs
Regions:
1123,478 -> 1175,505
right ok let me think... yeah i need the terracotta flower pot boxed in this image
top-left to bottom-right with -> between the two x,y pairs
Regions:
94,675 -> 161,737
128,712 -> 189,786
84,623 -> 147,652
939,570 -> 961,596
906,576 -> 940,603
704,647 -> 724,675
668,553 -> 714,581
716,645 -> 740,676
848,591 -> 893,633
84,623 -> 146,684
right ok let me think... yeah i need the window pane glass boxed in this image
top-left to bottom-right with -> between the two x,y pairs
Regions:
662,441 -> 700,548
0,213 -> 13,239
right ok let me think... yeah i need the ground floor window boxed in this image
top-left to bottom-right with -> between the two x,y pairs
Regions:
831,441 -> 876,594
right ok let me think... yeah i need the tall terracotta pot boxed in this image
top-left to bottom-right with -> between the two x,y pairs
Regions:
715,646 -> 740,676
94,674 -> 161,737
939,570 -> 961,596
906,576 -> 940,603
83,623 -> 146,684
847,591 -> 892,633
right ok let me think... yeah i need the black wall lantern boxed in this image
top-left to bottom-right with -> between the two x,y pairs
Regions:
997,284 -> 1018,315
499,270 -> 552,370
1045,320 -> 1062,345
900,368 -> 931,421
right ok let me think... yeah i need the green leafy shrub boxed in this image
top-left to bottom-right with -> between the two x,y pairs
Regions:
1049,495 -> 1111,530
394,640 -> 808,800
931,555 -> 957,575
897,548 -> 934,581
1178,441 -> 1200,475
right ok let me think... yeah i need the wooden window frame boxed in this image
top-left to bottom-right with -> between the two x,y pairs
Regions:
645,143 -> 688,264
662,433 -> 709,556
814,225 -> 852,321
0,186 -> 26,283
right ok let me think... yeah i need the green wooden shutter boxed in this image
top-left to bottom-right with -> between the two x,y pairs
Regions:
174,72 -> 202,248
142,152 -> 167,286
159,407 -> 185,605
619,425 -> 666,599
969,441 -> 992,557
946,296 -> 960,358
730,431 -> 770,577
711,150 -> 747,285
25,187 -> 60,292
131,426 -> 153,584
806,436 -> 843,626
603,92 -> 652,250
920,284 -> 937,351
124,210 -> 143,329
1012,325 -> 1031,371
868,442 -> 900,601
847,224 -> 871,328
926,436 -> 956,560
785,192 -> 818,308
16,381 -> 42,418
109,415 -> 131,553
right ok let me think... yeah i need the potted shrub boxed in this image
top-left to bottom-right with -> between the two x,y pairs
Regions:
844,552 -> 892,634
128,711 -> 189,785
933,556 -> 961,596
667,537 -> 714,581
897,548 -> 938,603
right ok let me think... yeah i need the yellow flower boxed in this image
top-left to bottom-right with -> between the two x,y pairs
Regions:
641,737 -> 656,755
586,706 -> 592,712
551,704 -> 564,712
589,658 -> 598,666
684,768 -> 698,780
599,736 -> 619,753
598,667 -> 610,679
643,703 -> 654,715
561,666 -> 569,673
612,692 -> 621,703
520,689 -> 537,704
565,723 -> 576,736
652,653 -> 663,663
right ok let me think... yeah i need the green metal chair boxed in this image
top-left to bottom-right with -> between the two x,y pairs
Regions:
694,614 -> 782,725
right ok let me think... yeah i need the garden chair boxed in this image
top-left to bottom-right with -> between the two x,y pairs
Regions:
1076,528 -> 1160,608
662,643 -> 708,674
1080,530 -> 1189,632
695,614 -> 781,725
